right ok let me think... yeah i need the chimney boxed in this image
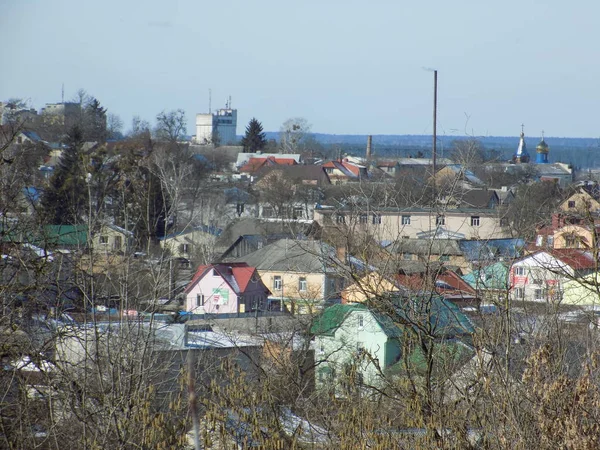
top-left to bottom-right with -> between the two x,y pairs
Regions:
366,135 -> 372,160
551,213 -> 562,230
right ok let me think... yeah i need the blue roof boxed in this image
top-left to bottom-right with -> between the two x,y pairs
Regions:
23,187 -> 41,203
458,238 -> 525,262
22,130 -> 43,142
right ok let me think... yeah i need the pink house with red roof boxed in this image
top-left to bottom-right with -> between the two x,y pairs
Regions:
184,263 -> 271,314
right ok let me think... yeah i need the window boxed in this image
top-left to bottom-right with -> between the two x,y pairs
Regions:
356,341 -> 365,352
293,207 -> 304,219
436,215 -> 445,226
179,243 -> 190,253
536,235 -> 544,247
500,217 -> 509,227
534,288 -> 545,301
547,235 -> 554,246
325,167 -> 333,174
401,215 -> 411,225
299,277 -> 307,292
514,287 -> 525,299
273,276 -> 282,290
99,235 -> 108,245
403,253 -> 413,261
236,203 -> 245,215
357,314 -> 364,329
319,342 -> 325,354
113,235 -> 122,250
196,294 -> 204,307
439,255 -> 450,262
372,214 -> 382,225
336,214 -> 346,224
212,268 -> 219,277
564,234 -> 577,248
568,200 -> 576,208
514,267 -> 526,276
471,216 -> 480,227
359,214 -> 368,224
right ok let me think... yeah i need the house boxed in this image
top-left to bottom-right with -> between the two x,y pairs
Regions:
183,263 -> 271,314
314,205 -> 509,241
559,187 -> 600,215
238,156 -> 298,176
386,239 -> 467,271
159,224 -> 222,262
321,158 -> 368,184
431,165 -> 484,189
341,268 -> 475,305
235,152 -> 302,170
561,273 -> 600,307
311,299 -> 474,390
509,249 -> 597,302
92,224 -> 134,254
531,213 -> 600,250
230,238 -> 346,314
216,218 -> 318,260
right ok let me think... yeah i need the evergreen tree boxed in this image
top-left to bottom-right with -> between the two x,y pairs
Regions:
240,118 -> 267,153
41,125 -> 89,224
83,97 -> 107,142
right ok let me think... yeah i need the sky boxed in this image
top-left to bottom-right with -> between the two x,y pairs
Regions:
1,0 -> 599,138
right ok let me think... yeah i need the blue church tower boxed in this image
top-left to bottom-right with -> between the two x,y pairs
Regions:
535,133 -> 549,164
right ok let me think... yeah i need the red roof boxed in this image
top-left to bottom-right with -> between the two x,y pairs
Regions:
184,263 -> 263,294
239,156 -> 297,174
550,248 -> 597,270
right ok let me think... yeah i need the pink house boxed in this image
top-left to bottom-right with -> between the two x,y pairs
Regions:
184,263 -> 271,314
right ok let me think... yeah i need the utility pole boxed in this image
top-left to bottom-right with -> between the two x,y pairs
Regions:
432,70 -> 438,181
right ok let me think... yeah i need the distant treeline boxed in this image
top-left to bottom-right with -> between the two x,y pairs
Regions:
258,132 -> 600,169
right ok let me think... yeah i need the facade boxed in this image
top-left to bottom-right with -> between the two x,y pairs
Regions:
314,205 -> 509,242
183,263 -> 271,314
194,107 -> 238,145
92,224 -> 133,253
562,273 -> 600,306
231,239 -> 345,314
159,225 -> 222,261
311,300 -> 474,391
509,250 -> 596,303
559,189 -> 600,215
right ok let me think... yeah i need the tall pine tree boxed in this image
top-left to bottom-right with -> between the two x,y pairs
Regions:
240,118 -> 267,153
41,125 -> 89,224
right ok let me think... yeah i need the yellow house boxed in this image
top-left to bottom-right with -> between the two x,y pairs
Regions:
554,224 -> 595,249
562,273 -> 600,306
231,239 -> 345,314
559,189 -> 600,215
341,272 -> 402,304
159,225 -> 222,262
92,224 -> 133,254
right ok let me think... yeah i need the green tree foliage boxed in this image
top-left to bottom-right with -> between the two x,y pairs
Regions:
41,125 -> 89,224
240,118 -> 267,153
83,97 -> 107,142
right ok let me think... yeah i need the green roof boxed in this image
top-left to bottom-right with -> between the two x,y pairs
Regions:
309,296 -> 474,339
310,303 -> 367,337
388,340 -> 475,376
0,224 -> 89,247
462,262 -> 509,291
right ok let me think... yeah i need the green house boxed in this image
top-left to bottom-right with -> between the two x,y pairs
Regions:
311,297 -> 474,391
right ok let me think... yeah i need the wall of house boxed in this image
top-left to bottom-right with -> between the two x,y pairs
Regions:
554,225 -> 593,249
560,192 -> 600,214
92,227 -> 128,253
185,272 -> 239,314
161,229 -> 219,260
314,209 -> 508,241
259,270 -> 333,314
315,310 -> 394,390
510,255 -> 572,302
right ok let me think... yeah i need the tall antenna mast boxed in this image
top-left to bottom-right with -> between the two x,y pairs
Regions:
61,83 -> 65,103
208,89 -> 212,114
228,95 -> 232,109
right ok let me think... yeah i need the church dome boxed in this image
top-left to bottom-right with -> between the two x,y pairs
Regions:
536,138 -> 549,153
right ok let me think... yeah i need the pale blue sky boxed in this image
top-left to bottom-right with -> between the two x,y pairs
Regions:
1,0 -> 598,138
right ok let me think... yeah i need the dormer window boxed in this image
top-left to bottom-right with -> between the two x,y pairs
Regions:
568,200 -> 576,208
